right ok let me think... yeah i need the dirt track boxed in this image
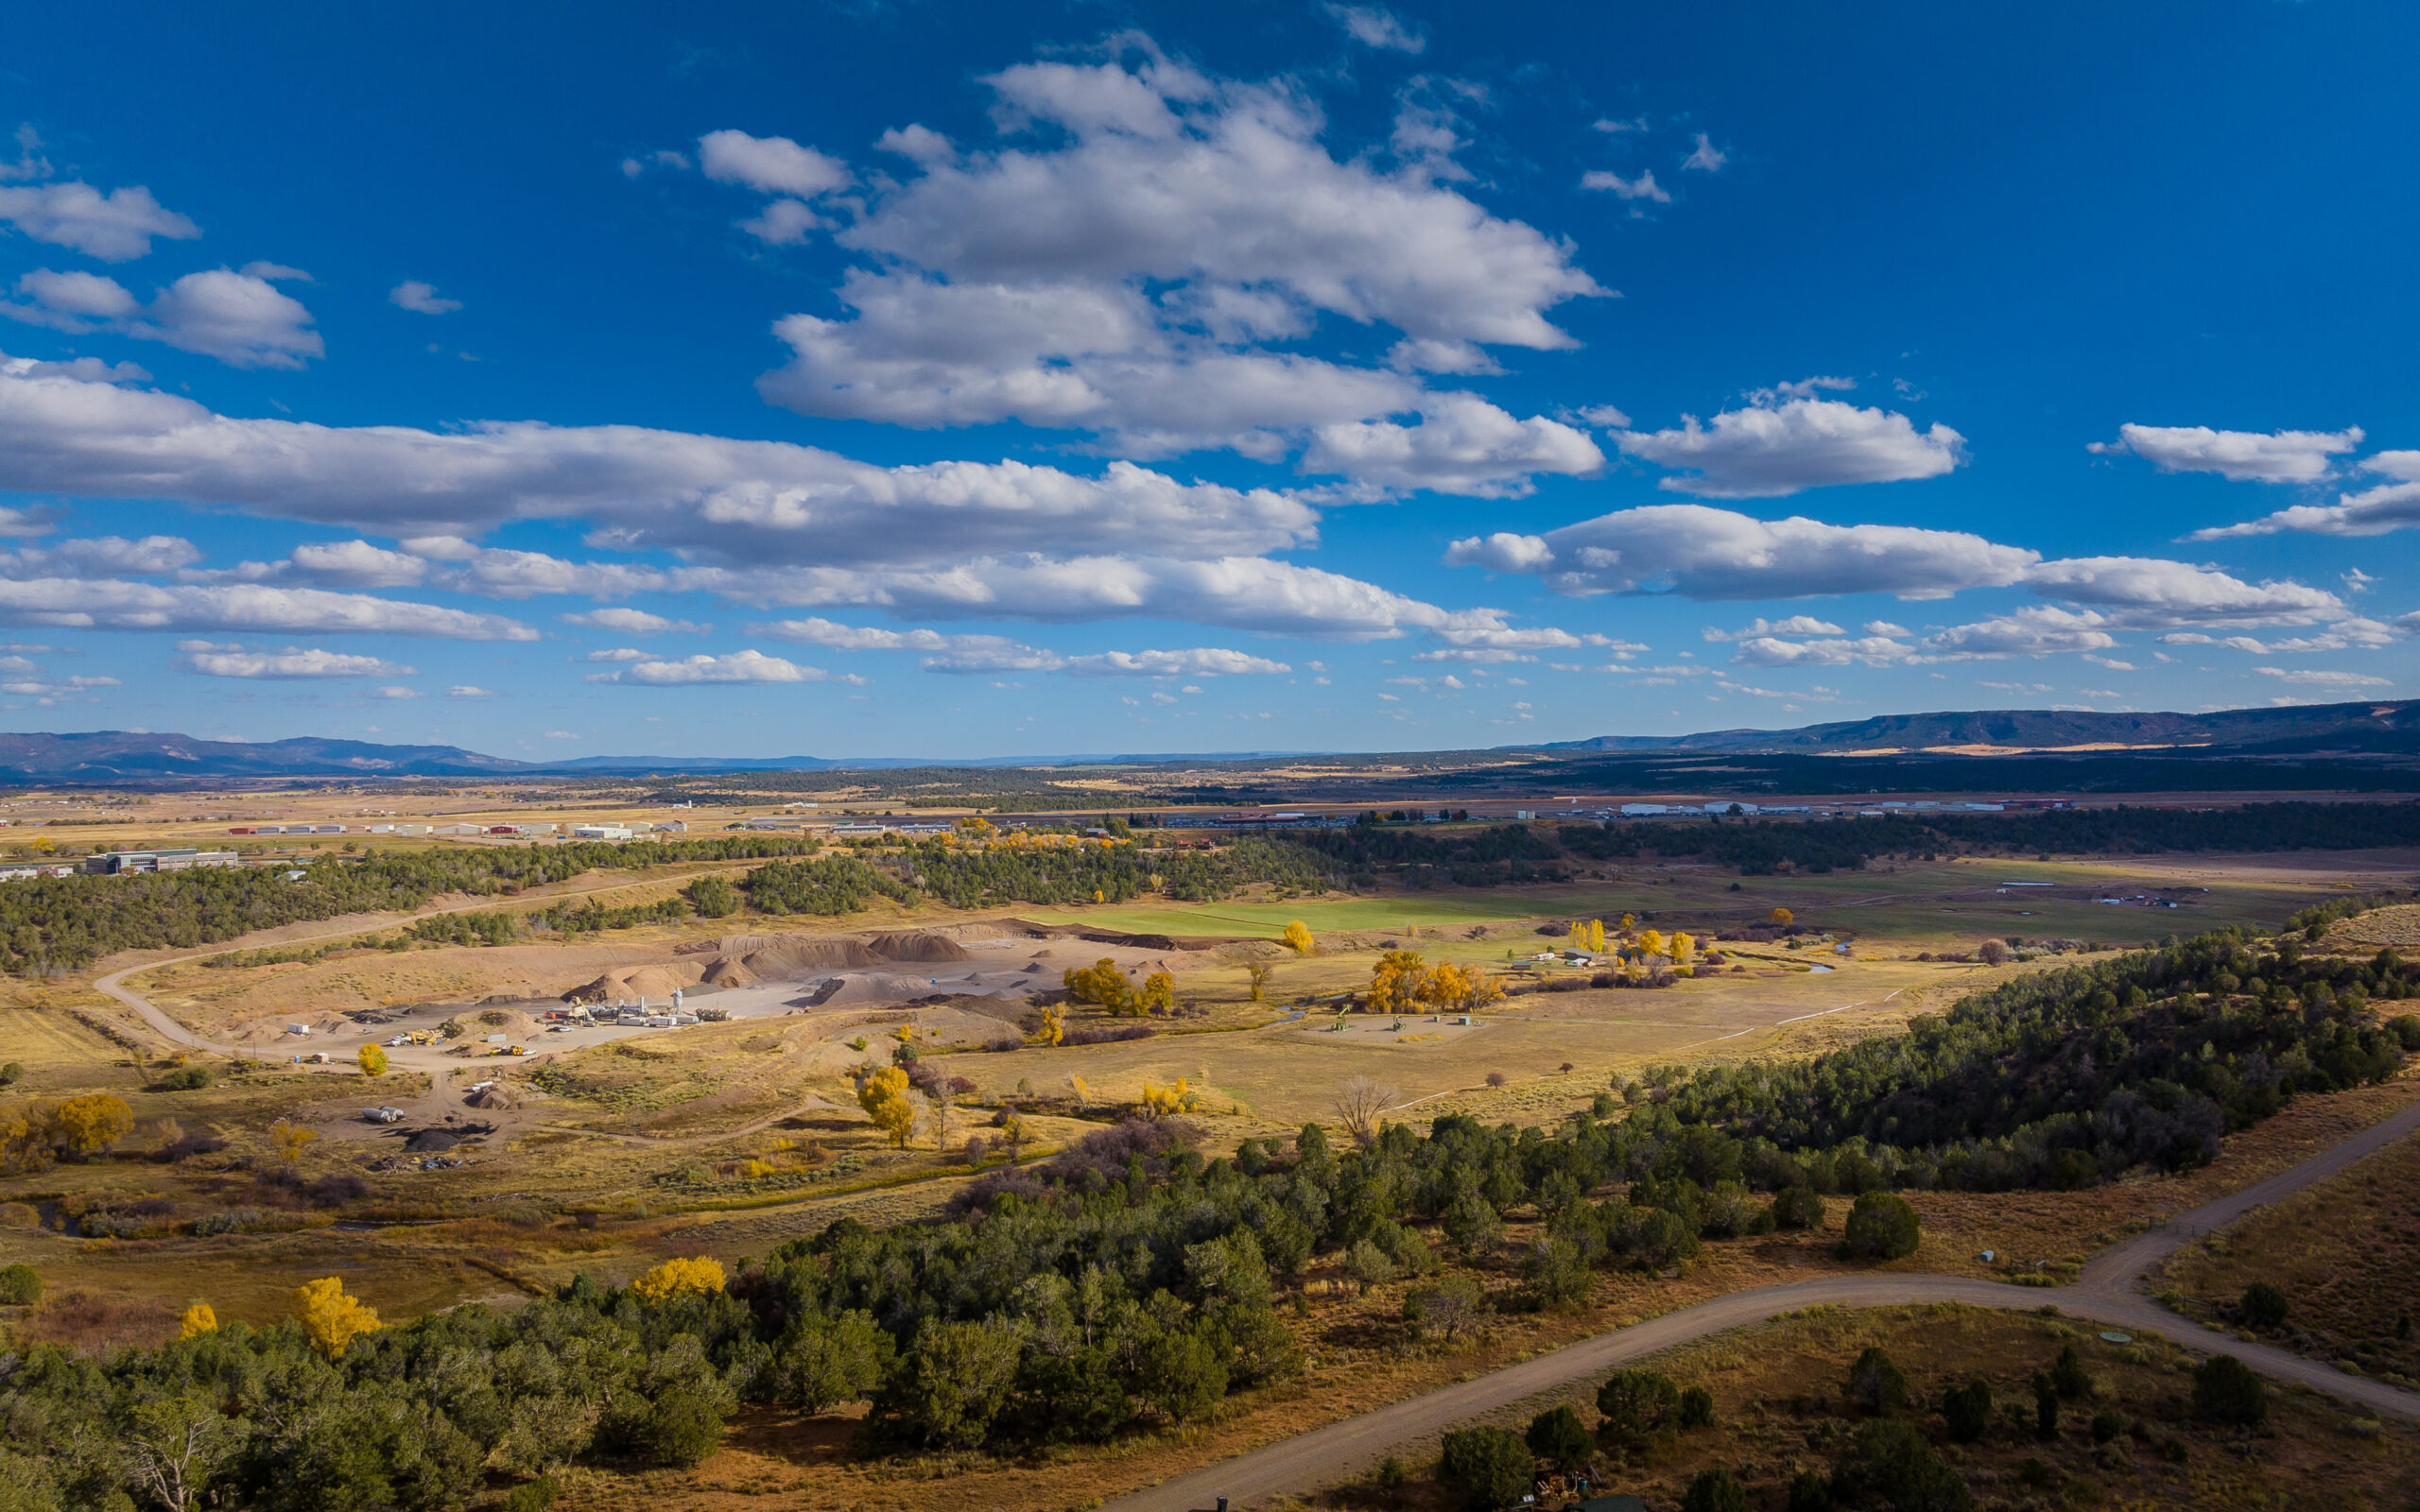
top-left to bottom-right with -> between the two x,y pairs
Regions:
1105,1098 -> 2420,1512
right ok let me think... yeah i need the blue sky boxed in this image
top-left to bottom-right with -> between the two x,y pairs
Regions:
1,1 -> 2414,759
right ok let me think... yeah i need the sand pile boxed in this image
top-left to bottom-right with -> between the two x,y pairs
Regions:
670,930 -> 973,987
562,961 -> 706,1004
863,931 -> 975,964
465,1083 -> 523,1110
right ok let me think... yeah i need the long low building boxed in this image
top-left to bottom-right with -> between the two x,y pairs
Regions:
82,849 -> 242,875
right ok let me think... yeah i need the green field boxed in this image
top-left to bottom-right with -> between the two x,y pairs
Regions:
1017,852 -> 2344,953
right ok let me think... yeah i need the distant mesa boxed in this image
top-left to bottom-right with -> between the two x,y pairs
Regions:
2,698 -> 2415,782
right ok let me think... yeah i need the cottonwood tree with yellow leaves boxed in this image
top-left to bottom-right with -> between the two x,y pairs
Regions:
293,1276 -> 381,1358
1246,961 -> 1274,1001
1137,970 -> 1176,1015
177,1302 -> 216,1340
56,1093 -> 132,1157
1138,1077 -> 1197,1119
631,1256 -> 726,1304
357,1043 -> 388,1077
268,1118 -> 318,1165
1368,949 -> 1428,1014
1283,919 -> 1314,954
1030,1003 -> 1065,1045
1427,961 -> 1504,1014
856,1066 -> 916,1148
1063,957 -> 1137,1015
1772,907 -> 1794,926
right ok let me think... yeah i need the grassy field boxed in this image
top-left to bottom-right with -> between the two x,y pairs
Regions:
1350,1303 -> 2420,1512
2153,1127 -> 2420,1390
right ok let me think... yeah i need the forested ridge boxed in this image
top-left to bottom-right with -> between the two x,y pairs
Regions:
1652,924 -> 2420,1189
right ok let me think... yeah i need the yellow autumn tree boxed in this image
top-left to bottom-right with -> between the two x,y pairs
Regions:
357,1043 -> 389,1077
55,1094 -> 133,1156
1637,929 -> 1667,959
1771,907 -> 1793,926
1063,958 -> 1137,1015
293,1277 -> 381,1358
1246,962 -> 1274,1002
1566,921 -> 1589,953
1670,932 -> 1697,963
1282,920 -> 1315,955
1368,950 -> 1428,1015
1455,964 -> 1506,1013
1619,913 -> 1636,931
268,1119 -> 318,1166
178,1302 -> 217,1340
1139,1077 -> 1196,1119
1030,1003 -> 1065,1046
856,1066 -> 915,1149
1066,1073 -> 1091,1108
630,1256 -> 727,1305
1137,971 -> 1176,1015
1588,919 -> 1608,954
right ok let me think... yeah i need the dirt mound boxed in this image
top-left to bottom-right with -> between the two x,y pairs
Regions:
403,1122 -> 492,1152
452,1005 -> 548,1039
674,930 -> 973,987
562,961 -> 706,1004
863,930 -> 974,963
990,917 -> 1224,951
465,1083 -> 523,1110
696,936 -> 882,988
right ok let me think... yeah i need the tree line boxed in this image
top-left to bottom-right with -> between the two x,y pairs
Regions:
0,835 -> 828,974
1648,925 -> 2419,1191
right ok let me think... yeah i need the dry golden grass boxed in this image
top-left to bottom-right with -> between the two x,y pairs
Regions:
2153,1126 -> 2420,1388
1350,1303 -> 2420,1512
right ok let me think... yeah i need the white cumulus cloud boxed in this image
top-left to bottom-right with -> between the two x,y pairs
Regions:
2254,665 -> 2392,689
1613,394 -> 1965,498
389,280 -> 462,315
2188,451 -> 2420,540
1581,169 -> 1670,202
0,577 -> 531,640
1447,503 -> 2033,599
562,607 -> 707,635
734,43 -> 1605,493
1326,4 -> 1426,51
2089,422 -> 2361,483
592,648 -> 828,685
6,267 -> 320,369
0,180 -> 200,262
182,646 -> 418,679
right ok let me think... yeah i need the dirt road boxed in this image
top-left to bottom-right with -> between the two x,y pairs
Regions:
1105,1098 -> 2420,1512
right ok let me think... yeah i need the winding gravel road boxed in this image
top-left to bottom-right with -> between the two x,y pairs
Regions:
1105,1098 -> 2420,1512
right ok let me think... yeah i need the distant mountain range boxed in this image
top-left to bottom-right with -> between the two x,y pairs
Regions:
1533,700 -> 2420,756
2,699 -> 2415,782
0,730 -> 1308,781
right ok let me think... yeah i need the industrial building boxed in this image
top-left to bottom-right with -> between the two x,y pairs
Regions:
81,848 -> 242,875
